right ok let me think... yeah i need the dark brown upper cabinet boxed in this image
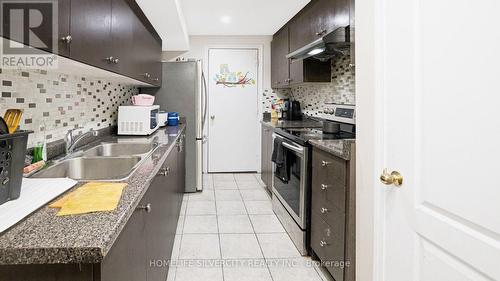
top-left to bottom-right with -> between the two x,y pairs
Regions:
0,0 -> 162,87
289,0 -> 349,53
271,0 -> 351,89
69,0 -> 162,86
70,0 -> 114,71
57,0 -> 71,57
111,0 -> 137,77
271,26 -> 290,89
134,21 -> 162,86
0,0 -> 71,56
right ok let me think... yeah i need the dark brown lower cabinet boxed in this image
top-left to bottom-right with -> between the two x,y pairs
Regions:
261,125 -> 273,193
101,207 -> 146,281
0,140 -> 186,281
144,148 -> 177,280
310,146 -> 355,281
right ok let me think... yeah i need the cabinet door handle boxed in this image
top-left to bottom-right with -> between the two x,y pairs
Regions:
158,167 -> 170,176
320,240 -> 328,247
137,203 -> 152,213
142,73 -> 151,78
320,207 -> 329,214
150,77 -> 159,82
105,56 -> 118,64
60,35 -> 72,43
316,29 -> 327,36
321,160 -> 331,167
321,184 -> 329,190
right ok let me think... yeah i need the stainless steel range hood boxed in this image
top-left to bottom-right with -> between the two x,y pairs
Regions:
286,26 -> 351,62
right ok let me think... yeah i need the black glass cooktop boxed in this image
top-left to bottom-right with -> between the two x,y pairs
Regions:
276,125 -> 355,146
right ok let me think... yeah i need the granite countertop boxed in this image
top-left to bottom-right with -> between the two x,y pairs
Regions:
0,125 -> 185,265
261,118 -> 323,129
309,139 -> 355,161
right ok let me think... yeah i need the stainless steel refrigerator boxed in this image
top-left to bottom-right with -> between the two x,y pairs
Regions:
142,60 -> 207,192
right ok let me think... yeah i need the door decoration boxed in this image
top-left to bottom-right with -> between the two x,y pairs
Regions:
213,64 -> 256,88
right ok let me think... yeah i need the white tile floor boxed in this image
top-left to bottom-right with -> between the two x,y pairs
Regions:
167,173 -> 330,281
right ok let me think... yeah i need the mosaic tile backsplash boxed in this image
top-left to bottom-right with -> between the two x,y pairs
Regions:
0,69 -> 137,147
263,54 -> 355,117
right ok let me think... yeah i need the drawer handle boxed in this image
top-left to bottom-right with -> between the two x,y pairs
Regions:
316,29 -> 327,36
320,207 -> 329,214
320,240 -> 328,247
137,203 -> 152,213
321,161 -> 331,167
321,184 -> 329,190
158,167 -> 170,176
60,35 -> 72,43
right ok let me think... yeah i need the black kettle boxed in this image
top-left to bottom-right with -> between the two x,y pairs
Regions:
288,101 -> 302,120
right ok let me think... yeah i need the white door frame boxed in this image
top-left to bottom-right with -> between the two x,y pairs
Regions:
356,1 -> 388,280
202,45 -> 264,174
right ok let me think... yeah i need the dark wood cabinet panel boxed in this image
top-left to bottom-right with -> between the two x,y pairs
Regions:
271,27 -> 290,89
133,21 -> 162,86
0,0 -> 162,86
111,0 -> 136,77
145,31 -> 162,86
261,125 -> 273,193
70,0 -> 114,71
144,151 -> 177,281
310,147 -> 355,281
312,149 -> 346,211
289,10 -> 316,53
0,264 -> 94,281
311,211 -> 345,281
101,209 -> 146,281
261,126 -> 267,187
289,0 -> 349,53
0,1 -> 70,57
57,0 -> 71,57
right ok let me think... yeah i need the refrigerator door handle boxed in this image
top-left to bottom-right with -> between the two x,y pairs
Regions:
201,72 -> 208,130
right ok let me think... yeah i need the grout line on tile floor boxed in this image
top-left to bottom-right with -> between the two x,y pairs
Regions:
239,184 -> 276,281
213,175 -> 226,281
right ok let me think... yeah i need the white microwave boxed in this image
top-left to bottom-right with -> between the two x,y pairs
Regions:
118,105 -> 160,135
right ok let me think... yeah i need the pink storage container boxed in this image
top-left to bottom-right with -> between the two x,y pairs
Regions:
131,94 -> 155,106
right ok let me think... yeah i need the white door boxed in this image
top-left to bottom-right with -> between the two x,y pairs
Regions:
360,0 -> 500,280
208,48 -> 259,172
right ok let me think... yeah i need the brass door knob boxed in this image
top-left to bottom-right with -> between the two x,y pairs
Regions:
380,169 -> 403,186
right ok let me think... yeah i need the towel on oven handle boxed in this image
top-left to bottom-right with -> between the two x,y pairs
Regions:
271,138 -> 289,183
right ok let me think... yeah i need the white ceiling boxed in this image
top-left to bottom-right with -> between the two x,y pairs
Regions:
136,0 -> 310,51
136,0 -> 190,51
181,0 -> 310,35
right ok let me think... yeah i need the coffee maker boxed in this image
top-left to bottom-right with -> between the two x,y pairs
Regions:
288,100 -> 302,120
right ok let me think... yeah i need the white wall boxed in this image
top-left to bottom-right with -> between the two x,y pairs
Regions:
165,35 -> 272,89
166,36 -> 272,173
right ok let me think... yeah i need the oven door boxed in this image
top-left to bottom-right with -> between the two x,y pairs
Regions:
272,133 -> 308,229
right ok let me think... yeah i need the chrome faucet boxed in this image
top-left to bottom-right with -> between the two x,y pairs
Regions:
65,128 -> 99,154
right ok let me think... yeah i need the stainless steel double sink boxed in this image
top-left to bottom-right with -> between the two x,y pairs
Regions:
32,142 -> 158,181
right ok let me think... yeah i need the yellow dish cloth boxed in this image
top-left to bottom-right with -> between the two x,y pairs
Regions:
50,182 -> 126,216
